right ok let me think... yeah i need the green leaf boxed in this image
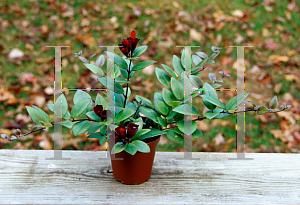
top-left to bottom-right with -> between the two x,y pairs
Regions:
155,67 -> 171,87
72,121 -> 91,137
173,55 -> 184,76
206,60 -> 215,65
256,106 -> 269,115
40,121 -> 52,128
132,60 -> 156,71
95,93 -> 106,109
212,84 -> 221,88
132,46 -> 148,57
106,51 -> 128,69
84,63 -> 104,76
208,72 -> 216,82
115,77 -> 131,84
167,101 -> 182,107
85,111 -> 102,121
172,104 -> 200,116
174,127 -> 184,135
26,106 -> 44,124
225,93 -> 250,111
196,52 -> 208,59
135,128 -> 165,141
192,55 -> 202,65
98,77 -> 124,94
201,95 -> 224,109
132,117 -> 144,130
115,109 -> 135,123
192,58 -> 208,72
181,49 -> 186,68
161,64 -> 177,78
71,98 -> 92,118
32,105 -> 50,122
111,142 -> 126,154
136,95 -> 153,108
47,103 -> 54,112
192,129 -> 203,139
87,122 -> 103,134
269,96 -> 278,109
95,55 -> 105,68
178,120 -> 197,136
204,111 -> 221,119
166,129 -> 184,144
157,117 -> 167,127
162,88 -> 178,104
201,82 -> 218,110
59,121 -> 73,129
87,132 -> 107,145
202,82 -> 218,98
154,100 -> 169,115
54,94 -> 68,116
63,111 -> 71,120
166,111 -> 177,120
29,123 -> 44,129
189,75 -> 203,88
171,78 -> 184,100
215,78 -> 223,83
154,92 -> 164,102
180,73 -> 193,96
125,143 -> 138,155
131,140 -> 150,153
131,129 -> 151,140
73,90 -> 92,104
139,106 -> 159,123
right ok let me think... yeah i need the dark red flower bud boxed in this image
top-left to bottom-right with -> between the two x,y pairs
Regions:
115,135 -> 122,142
115,125 -> 126,138
131,30 -> 136,39
119,43 -> 130,57
100,110 -> 112,121
119,30 -> 140,58
127,122 -> 139,138
129,37 -> 140,53
93,105 -> 104,117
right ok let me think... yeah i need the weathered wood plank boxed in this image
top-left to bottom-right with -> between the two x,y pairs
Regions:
0,150 -> 299,204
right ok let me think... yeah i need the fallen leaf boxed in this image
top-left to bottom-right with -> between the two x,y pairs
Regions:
8,48 -> 24,59
190,28 -> 203,42
268,55 -> 289,63
214,133 -> 225,146
232,10 -> 244,17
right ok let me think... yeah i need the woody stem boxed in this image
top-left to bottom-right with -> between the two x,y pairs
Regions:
123,60 -> 132,108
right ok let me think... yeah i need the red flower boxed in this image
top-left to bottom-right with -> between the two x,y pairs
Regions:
93,105 -> 112,121
119,30 -> 140,58
115,125 -> 126,138
127,122 -> 139,138
113,122 -> 139,143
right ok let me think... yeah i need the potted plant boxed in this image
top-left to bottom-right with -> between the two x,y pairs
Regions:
1,30 -> 291,185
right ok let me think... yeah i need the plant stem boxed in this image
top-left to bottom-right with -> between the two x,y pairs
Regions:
20,127 -> 46,138
123,60 -> 132,108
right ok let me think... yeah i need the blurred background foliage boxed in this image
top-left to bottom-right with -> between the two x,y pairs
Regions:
0,0 -> 299,152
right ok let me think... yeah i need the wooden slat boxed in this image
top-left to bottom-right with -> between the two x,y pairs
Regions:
0,150 -> 299,204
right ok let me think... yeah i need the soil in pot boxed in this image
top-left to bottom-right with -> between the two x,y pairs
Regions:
108,135 -> 161,185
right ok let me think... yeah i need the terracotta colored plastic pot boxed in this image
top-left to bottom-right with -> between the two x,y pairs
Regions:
108,135 -> 161,185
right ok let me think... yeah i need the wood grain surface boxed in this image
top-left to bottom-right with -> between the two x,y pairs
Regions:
0,150 -> 299,204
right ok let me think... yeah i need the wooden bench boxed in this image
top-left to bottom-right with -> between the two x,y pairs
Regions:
0,150 -> 299,204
